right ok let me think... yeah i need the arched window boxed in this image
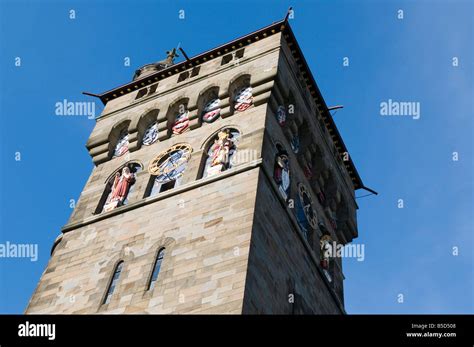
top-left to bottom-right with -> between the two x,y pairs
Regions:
273,143 -> 290,201
142,122 -> 158,146
147,248 -> 165,291
198,87 -> 221,124
287,123 -> 300,154
229,75 -> 252,115
113,129 -> 129,157
138,109 -> 160,147
275,91 -> 295,127
295,183 -> 317,242
95,163 -> 142,214
145,144 -> 192,197
200,128 -> 240,178
108,120 -> 131,160
167,99 -> 190,136
103,261 -> 124,305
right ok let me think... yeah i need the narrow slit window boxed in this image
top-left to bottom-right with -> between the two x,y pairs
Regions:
148,248 -> 165,291
103,261 -> 124,305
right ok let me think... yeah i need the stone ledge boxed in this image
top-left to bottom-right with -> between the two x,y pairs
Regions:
61,159 -> 263,234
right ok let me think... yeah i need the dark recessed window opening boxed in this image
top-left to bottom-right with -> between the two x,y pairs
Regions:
103,261 -> 124,305
178,71 -> 189,83
235,48 -> 245,59
136,88 -> 148,100
160,180 -> 176,193
190,66 -> 200,77
147,248 -> 165,291
221,54 -> 233,65
147,83 -> 158,95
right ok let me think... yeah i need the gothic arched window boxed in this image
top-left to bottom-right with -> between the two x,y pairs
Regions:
95,163 -> 142,214
295,183 -> 318,242
138,109 -> 160,147
145,144 -> 192,197
199,87 -> 221,124
229,75 -> 252,115
147,248 -> 165,291
273,143 -> 290,201
113,129 -> 129,157
142,122 -> 158,146
275,91 -> 295,127
200,128 -> 240,179
103,261 -> 124,305
167,99 -> 190,136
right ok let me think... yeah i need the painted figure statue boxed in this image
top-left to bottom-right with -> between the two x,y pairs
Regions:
205,129 -> 236,177
103,167 -> 135,212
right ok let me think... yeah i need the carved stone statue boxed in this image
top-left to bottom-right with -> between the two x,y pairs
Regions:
133,48 -> 179,81
103,167 -> 135,212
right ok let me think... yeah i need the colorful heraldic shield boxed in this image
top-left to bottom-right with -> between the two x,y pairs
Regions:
276,105 -> 287,126
234,86 -> 253,112
172,110 -> 190,135
114,131 -> 129,157
142,122 -> 159,146
202,98 -> 221,123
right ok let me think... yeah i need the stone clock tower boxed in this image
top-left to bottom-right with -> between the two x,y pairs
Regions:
26,18 -> 365,314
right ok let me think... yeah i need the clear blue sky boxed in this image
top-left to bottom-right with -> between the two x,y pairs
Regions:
0,0 -> 472,314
